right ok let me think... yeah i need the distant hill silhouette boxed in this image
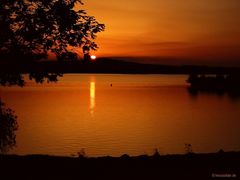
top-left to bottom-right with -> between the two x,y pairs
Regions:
1,58 -> 240,75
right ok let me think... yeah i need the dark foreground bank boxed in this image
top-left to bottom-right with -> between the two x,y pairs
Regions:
0,151 -> 239,180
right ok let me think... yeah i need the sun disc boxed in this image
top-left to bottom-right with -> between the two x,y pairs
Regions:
91,55 -> 97,60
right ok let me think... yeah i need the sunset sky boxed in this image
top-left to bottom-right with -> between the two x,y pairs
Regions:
80,0 -> 240,65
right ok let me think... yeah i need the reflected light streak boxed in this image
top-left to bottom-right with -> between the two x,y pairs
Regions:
90,81 -> 96,116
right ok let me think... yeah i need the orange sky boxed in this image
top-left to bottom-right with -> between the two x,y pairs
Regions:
78,0 -> 240,65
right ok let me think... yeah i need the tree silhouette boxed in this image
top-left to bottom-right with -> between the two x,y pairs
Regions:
0,0 -> 105,86
0,100 -> 18,154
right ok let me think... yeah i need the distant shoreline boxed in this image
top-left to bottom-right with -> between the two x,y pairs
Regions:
1,59 -> 240,75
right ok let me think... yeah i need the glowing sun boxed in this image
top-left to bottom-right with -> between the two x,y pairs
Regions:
90,55 -> 97,60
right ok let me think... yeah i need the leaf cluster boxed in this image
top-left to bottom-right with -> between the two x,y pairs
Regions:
0,0 -> 105,85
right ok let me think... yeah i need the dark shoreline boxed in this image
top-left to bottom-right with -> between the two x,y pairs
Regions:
1,59 -> 240,74
1,151 -> 239,179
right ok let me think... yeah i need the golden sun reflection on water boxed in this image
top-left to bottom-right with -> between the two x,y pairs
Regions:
90,81 -> 96,116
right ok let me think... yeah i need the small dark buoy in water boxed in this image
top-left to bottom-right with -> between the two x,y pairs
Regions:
110,84 -> 113,87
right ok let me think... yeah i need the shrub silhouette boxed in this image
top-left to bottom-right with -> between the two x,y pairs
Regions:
0,100 -> 18,154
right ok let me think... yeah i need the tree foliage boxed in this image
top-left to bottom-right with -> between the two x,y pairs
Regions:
0,100 -> 18,154
0,0 -> 105,85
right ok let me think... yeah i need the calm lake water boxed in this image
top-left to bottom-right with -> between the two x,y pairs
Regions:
0,74 -> 240,156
